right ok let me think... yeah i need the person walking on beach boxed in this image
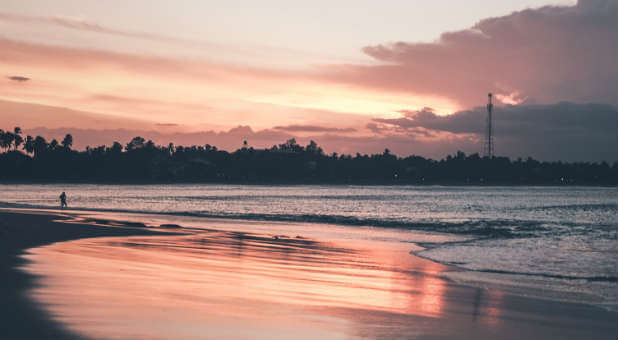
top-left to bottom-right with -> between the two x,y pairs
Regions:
59,192 -> 68,209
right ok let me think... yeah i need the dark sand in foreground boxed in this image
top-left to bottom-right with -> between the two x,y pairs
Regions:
1,209 -> 616,340
0,210 -> 169,340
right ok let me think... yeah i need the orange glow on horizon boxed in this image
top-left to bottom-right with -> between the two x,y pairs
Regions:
1,38 -> 460,133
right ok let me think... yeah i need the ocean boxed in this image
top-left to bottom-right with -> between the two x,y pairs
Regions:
1,184 -> 616,311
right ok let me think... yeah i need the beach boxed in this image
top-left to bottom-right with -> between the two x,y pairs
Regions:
3,0 -> 616,338
0,209 -> 175,340
1,208 -> 615,340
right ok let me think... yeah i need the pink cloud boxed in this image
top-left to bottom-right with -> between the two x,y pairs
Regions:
273,125 -> 356,133
320,0 -> 617,108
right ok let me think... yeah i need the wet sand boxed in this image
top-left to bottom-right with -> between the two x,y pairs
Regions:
1,209 -> 616,339
0,210 -> 173,340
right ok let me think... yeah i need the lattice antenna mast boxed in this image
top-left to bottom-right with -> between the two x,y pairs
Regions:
484,93 -> 494,158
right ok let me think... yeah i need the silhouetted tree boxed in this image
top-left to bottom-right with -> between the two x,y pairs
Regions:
109,141 -> 123,154
306,140 -> 323,155
0,130 -> 14,151
13,127 -> 23,151
23,135 -> 34,154
61,134 -> 73,150
49,139 -> 59,151
33,136 -> 47,157
0,129 -> 5,151
0,128 -> 616,185
279,138 -> 303,153
126,136 -> 145,151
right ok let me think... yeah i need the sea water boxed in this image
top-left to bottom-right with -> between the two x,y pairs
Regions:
1,184 -> 615,310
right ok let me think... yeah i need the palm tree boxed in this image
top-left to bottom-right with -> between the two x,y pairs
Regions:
49,139 -> 59,151
33,136 -> 48,156
23,135 -> 35,154
0,129 -> 5,151
13,127 -> 23,151
1,131 -> 15,152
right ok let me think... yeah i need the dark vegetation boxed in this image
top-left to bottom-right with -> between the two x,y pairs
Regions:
0,127 -> 615,185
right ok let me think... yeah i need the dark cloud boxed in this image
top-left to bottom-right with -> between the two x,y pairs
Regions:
8,76 -> 30,82
373,107 -> 481,134
273,124 -> 356,133
371,102 -> 617,161
324,0 -> 617,108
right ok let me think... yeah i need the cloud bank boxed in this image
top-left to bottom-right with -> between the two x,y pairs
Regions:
324,0 -> 617,108
273,125 -> 356,133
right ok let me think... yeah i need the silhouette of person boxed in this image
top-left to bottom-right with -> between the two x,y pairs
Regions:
59,192 -> 68,209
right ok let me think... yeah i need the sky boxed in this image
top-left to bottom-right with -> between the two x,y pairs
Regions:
1,0 -> 616,161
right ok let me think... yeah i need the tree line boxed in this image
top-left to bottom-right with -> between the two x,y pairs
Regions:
0,127 -> 615,185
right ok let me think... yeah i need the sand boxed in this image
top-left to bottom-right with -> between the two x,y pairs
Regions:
0,210 -> 169,340
1,209 -> 616,340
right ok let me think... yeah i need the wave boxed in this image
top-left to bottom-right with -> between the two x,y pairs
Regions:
127,194 -> 407,201
527,203 -> 618,211
410,250 -> 618,283
0,201 -> 548,238
471,269 -> 617,282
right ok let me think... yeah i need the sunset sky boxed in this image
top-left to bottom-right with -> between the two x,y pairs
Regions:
1,0 -> 616,161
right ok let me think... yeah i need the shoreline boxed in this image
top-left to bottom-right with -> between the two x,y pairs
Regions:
410,249 -> 618,313
3,201 -> 616,312
1,180 -> 616,187
0,209 -> 177,340
1,208 -> 616,339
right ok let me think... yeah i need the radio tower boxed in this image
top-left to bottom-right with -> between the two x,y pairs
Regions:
483,93 -> 494,158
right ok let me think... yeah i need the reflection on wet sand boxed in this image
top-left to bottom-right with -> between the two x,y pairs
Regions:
25,224 -> 575,340
23,228 -> 455,340
472,288 -> 505,328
